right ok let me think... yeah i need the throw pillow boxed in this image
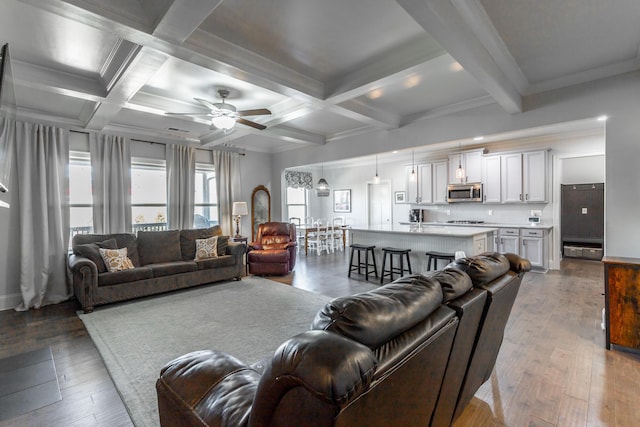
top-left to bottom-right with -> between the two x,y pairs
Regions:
74,238 -> 118,273
195,236 -> 218,260
217,236 -> 229,256
99,248 -> 135,272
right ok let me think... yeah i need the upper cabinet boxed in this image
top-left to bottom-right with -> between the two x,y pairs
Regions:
405,160 -> 448,204
483,150 -> 547,204
449,149 -> 483,184
482,155 -> 502,203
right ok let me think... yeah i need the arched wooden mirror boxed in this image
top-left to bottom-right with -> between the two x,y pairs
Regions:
251,185 -> 271,241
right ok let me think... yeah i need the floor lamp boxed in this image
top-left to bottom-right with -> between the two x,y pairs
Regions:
232,202 -> 248,238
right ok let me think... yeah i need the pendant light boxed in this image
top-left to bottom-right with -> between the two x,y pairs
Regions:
373,154 -> 380,183
410,149 -> 416,181
455,142 -> 465,182
316,163 -> 330,197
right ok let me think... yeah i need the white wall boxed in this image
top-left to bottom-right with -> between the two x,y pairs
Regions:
272,71 -> 640,259
561,155 -> 604,184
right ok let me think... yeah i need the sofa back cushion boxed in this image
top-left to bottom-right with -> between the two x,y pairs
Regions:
73,238 -> 118,273
72,233 -> 140,267
137,230 -> 181,265
424,268 -> 473,303
180,226 -> 224,260
446,252 -> 510,287
311,275 -> 443,349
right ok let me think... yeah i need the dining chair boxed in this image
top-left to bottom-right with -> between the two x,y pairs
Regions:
307,220 -> 330,256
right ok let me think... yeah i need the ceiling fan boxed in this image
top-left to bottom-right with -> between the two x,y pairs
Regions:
167,89 -> 271,132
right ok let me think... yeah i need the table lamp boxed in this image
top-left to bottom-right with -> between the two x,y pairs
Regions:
232,201 -> 248,238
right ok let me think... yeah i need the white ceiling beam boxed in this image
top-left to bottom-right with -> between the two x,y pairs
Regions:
327,100 -> 400,130
151,0 -> 224,44
81,46 -> 170,130
396,0 -> 522,113
451,0 -> 528,94
325,37 -> 446,103
401,95 -> 495,125
11,59 -> 106,102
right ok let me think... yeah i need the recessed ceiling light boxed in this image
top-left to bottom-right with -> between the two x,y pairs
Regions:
597,115 -> 608,121
368,88 -> 383,100
450,62 -> 464,72
473,136 -> 484,141
392,150 -> 398,154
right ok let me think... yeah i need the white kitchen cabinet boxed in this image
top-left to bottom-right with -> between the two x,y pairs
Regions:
499,151 -> 547,203
482,155 -> 502,203
449,149 -> 483,184
523,151 -> 547,202
418,163 -> 432,203
497,228 -> 520,254
521,228 -> 546,269
501,153 -> 523,203
406,161 -> 448,204
432,161 -> 448,204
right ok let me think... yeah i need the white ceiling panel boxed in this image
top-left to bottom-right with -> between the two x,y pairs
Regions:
0,0 -> 119,77
284,110 -> 366,136
16,85 -> 89,120
353,54 -> 488,117
197,0 -> 429,81
480,0 -> 640,83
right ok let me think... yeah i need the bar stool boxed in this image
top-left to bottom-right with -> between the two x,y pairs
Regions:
425,251 -> 456,271
348,244 -> 378,281
380,247 -> 412,284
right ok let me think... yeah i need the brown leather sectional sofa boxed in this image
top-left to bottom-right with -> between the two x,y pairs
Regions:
155,252 -> 531,427
69,226 -> 245,313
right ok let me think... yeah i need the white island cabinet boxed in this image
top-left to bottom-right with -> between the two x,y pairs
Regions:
350,225 -> 497,273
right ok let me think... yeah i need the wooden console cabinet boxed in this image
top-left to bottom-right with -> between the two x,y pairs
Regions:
603,256 -> 640,352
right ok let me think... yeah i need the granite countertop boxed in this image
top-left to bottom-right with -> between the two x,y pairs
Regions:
400,221 -> 553,230
350,225 -> 498,237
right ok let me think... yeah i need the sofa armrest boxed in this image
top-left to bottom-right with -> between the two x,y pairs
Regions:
504,252 -> 532,275
156,350 -> 258,427
68,254 -> 98,313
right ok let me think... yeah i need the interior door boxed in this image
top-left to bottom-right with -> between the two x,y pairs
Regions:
368,181 -> 391,227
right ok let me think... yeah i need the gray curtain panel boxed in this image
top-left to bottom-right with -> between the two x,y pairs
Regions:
13,119 -> 71,310
90,133 -> 132,234
166,144 -> 195,230
213,150 -> 239,236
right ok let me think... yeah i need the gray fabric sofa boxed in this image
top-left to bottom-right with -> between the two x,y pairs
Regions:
69,226 -> 245,313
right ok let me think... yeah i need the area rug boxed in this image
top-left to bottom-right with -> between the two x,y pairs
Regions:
78,277 -> 333,427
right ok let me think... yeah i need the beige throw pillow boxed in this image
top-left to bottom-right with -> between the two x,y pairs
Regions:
195,236 -> 218,260
99,248 -> 135,272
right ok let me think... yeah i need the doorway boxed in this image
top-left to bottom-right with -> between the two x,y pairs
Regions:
367,180 -> 391,227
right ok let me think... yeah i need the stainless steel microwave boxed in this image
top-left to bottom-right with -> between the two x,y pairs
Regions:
447,183 -> 483,203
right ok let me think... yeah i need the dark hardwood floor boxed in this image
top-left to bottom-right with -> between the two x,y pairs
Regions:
0,251 -> 638,427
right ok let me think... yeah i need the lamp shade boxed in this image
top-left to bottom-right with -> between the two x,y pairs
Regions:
232,201 -> 248,216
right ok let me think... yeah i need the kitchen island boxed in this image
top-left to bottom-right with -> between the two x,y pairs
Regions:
350,225 -> 498,273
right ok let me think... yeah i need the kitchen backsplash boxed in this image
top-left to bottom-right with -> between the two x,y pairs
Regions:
414,203 -> 550,225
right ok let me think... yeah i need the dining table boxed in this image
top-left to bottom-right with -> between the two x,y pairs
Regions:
297,225 -> 350,255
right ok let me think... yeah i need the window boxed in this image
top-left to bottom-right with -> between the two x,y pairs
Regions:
69,151 -> 93,236
286,186 -> 307,221
194,164 -> 217,228
131,158 -> 167,232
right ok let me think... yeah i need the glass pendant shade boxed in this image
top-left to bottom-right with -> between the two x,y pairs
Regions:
211,115 -> 236,131
316,164 -> 330,197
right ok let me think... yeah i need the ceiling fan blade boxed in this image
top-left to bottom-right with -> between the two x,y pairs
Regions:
237,108 -> 271,117
237,118 -> 267,130
166,112 -> 212,117
194,97 -> 220,111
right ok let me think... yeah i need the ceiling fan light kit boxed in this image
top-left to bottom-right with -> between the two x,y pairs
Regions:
169,89 -> 271,132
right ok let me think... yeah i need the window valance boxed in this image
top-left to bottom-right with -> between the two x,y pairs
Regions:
285,170 -> 313,189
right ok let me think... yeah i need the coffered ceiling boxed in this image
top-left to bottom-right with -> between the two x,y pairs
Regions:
1,0 -> 639,153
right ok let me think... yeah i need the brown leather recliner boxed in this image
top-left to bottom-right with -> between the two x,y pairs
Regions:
247,222 -> 297,275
